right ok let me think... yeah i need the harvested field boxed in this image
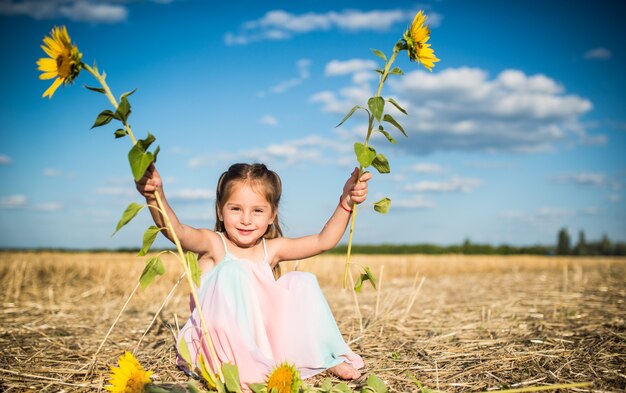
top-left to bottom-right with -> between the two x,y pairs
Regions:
0,252 -> 624,392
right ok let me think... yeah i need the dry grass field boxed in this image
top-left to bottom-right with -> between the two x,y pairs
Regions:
0,252 -> 624,392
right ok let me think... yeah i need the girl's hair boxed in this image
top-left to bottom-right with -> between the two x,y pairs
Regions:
214,163 -> 283,279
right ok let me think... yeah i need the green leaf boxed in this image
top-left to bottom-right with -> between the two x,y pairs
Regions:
383,114 -> 407,137
113,202 -> 144,235
377,126 -> 396,144
128,133 -> 158,181
366,374 -> 387,393
84,85 -> 106,94
186,251 -> 202,287
222,363 -> 243,393
177,335 -> 193,367
368,97 -> 385,123
114,129 -> 127,139
91,109 -> 115,129
198,353 -> 220,391
333,382 -> 352,393
139,256 -> 165,289
336,105 -> 364,128
387,98 -> 407,115
371,48 -> 387,62
372,154 -> 390,174
115,96 -> 131,123
248,384 -> 267,393
138,225 -> 163,256
354,265 -> 377,293
120,88 -> 137,100
389,67 -> 404,75
354,142 -> 376,168
320,378 -> 333,391
374,197 -> 391,214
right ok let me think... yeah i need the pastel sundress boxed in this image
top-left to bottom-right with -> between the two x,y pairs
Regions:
177,232 -> 364,387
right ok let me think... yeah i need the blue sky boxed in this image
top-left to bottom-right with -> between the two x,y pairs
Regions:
0,0 -> 625,249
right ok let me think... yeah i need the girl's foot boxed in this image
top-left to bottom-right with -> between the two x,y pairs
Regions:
329,362 -> 361,380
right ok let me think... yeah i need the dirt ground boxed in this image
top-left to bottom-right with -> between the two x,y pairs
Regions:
0,252 -> 624,392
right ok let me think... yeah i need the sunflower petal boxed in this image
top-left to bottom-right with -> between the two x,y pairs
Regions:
42,77 -> 63,98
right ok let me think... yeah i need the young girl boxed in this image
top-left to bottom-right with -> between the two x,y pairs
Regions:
136,163 -> 371,388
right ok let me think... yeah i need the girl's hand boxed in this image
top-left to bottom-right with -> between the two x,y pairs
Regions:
341,167 -> 372,208
135,164 -> 162,199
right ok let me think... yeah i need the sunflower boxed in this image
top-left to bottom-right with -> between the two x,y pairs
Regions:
105,351 -> 154,393
37,26 -> 83,98
403,11 -> 439,71
265,362 -> 301,393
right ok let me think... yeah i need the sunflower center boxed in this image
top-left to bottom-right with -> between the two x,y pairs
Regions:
56,48 -> 75,79
267,367 -> 293,392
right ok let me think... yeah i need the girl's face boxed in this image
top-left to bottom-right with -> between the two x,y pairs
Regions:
219,181 -> 275,248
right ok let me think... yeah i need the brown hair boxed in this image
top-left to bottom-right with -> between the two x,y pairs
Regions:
214,163 -> 283,278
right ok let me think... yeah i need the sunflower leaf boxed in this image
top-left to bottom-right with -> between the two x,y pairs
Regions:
186,252 -> 202,288
177,336 -> 193,369
355,266 -> 377,293
389,67 -> 404,75
368,96 -> 385,123
374,197 -> 391,214
366,374 -> 388,393
115,96 -> 131,123
222,363 -> 243,393
387,98 -> 407,115
138,225 -> 163,256
354,142 -> 376,168
248,383 -> 266,393
120,88 -> 137,100
336,105 -> 365,128
198,354 -> 218,390
91,109 -> 115,129
84,85 -> 106,94
113,202 -> 144,235
372,154 -> 390,174
383,114 -> 407,137
377,126 -> 396,144
139,256 -> 165,289
128,133 -> 157,181
371,48 -> 387,62
114,129 -> 127,138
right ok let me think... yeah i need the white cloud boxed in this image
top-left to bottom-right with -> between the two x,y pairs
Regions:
405,176 -> 484,193
392,195 -> 436,209
261,59 -> 311,95
259,115 -> 278,126
553,172 -> 605,187
325,59 -> 377,76
0,154 -> 12,165
410,163 -> 443,174
0,0 -> 172,23
169,189 -> 213,202
225,8 -> 429,45
312,66 -> 599,154
583,47 -> 612,61
0,194 -> 27,209
32,202 -> 63,212
43,168 -> 62,177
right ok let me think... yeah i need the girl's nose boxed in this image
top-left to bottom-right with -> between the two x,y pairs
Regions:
241,211 -> 252,224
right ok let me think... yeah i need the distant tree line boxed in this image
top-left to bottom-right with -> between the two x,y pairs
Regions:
328,228 -> 626,256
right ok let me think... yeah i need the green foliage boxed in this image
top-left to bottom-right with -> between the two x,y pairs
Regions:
371,48 -> 387,62
114,96 -> 131,123
335,105 -> 365,128
367,97 -> 385,123
114,128 -> 127,138
355,265 -> 377,292
91,109 -> 115,128
84,84 -> 106,94
128,133 -> 160,181
138,225 -> 163,256
376,126 -> 396,144
556,227 -> 571,255
177,336 -> 193,367
382,114 -> 406,137
186,251 -> 202,287
371,154 -> 390,174
373,198 -> 391,214
354,143 -> 376,168
386,98 -> 407,115
139,256 -> 164,289
222,363 -> 243,393
113,202 -> 144,235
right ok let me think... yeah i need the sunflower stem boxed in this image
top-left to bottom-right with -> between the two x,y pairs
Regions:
342,47 -> 399,290
83,61 -> 224,383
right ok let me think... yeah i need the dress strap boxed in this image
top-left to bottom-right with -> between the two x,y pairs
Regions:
216,232 -> 229,254
262,237 -> 267,261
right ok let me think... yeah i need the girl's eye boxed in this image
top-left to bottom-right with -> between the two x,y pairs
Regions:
254,209 -> 264,213
231,207 -> 240,211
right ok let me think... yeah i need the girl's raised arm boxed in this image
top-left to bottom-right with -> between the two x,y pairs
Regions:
135,165 -> 215,256
271,168 -> 371,264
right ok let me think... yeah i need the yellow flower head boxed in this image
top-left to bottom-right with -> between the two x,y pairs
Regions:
266,362 -> 301,393
37,26 -> 83,98
105,351 -> 153,393
403,11 -> 440,71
